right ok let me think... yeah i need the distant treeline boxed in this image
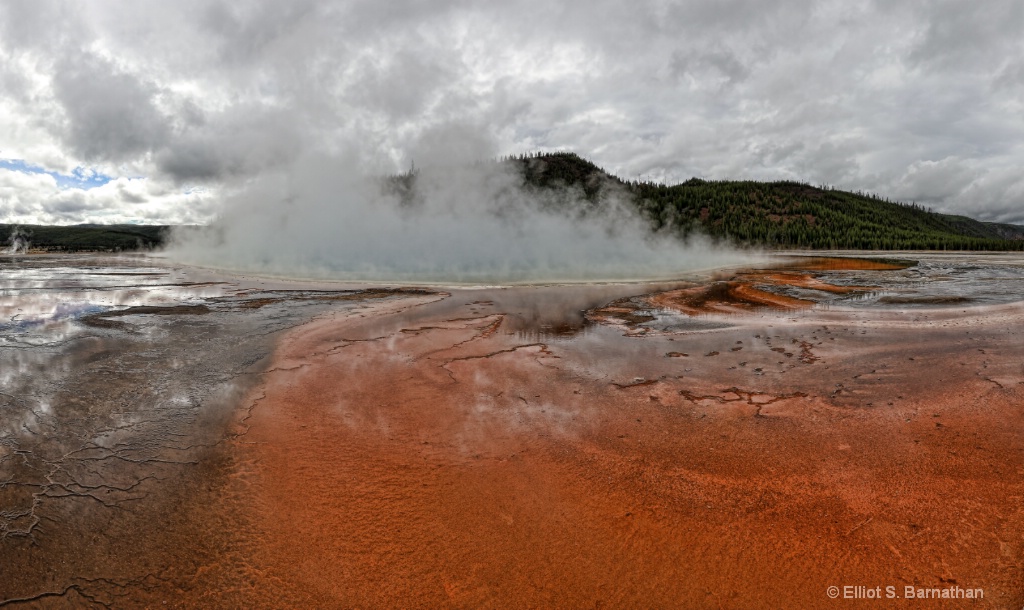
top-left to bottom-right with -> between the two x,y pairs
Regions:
7,153 -> 1024,252
0,224 -> 169,252
504,152 -> 1024,251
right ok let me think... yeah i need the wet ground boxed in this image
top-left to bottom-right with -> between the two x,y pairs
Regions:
0,254 -> 429,607
2,252 -> 1024,607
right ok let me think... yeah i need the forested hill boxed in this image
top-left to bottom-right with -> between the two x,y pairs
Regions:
0,224 -> 168,252
5,153 -> 1024,252
509,152 -> 1024,251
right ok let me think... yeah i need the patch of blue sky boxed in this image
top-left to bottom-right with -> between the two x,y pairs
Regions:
0,158 -> 113,189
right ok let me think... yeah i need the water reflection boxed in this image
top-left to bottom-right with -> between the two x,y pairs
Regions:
0,253 -> 447,565
0,255 -> 295,551
809,253 -> 1024,309
0,254 -> 230,346
579,253 -> 1024,335
719,253 -> 1024,312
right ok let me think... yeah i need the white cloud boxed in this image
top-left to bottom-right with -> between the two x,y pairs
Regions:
0,168 -> 215,224
0,0 -> 1021,224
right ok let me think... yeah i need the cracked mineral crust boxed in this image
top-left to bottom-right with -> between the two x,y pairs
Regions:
3,254 -> 1024,608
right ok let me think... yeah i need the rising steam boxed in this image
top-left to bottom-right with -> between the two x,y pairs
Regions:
5,227 -> 29,254
165,153 -> 757,284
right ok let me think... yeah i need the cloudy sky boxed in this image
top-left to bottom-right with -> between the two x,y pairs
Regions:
1,0 -> 1022,225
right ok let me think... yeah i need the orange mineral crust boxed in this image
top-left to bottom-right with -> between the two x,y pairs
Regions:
630,257 -> 892,318
647,280 -> 816,315
778,256 -> 912,271
740,271 -> 875,294
221,286 -> 1024,608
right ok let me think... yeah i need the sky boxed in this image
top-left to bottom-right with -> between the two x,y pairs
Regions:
0,0 -> 1022,226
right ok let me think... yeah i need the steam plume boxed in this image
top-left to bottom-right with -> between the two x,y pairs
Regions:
5,227 -> 29,254
166,151 -> 757,284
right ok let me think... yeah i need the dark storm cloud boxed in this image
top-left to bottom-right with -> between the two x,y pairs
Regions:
0,0 -> 1022,223
199,0 -> 322,66
49,191 -> 96,213
51,53 -> 172,162
0,0 -> 84,52
907,0 -> 1024,70
670,49 -> 751,87
154,106 -> 305,181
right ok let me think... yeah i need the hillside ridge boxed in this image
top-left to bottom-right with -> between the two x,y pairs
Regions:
508,152 -> 1024,251
4,153 -> 1022,252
